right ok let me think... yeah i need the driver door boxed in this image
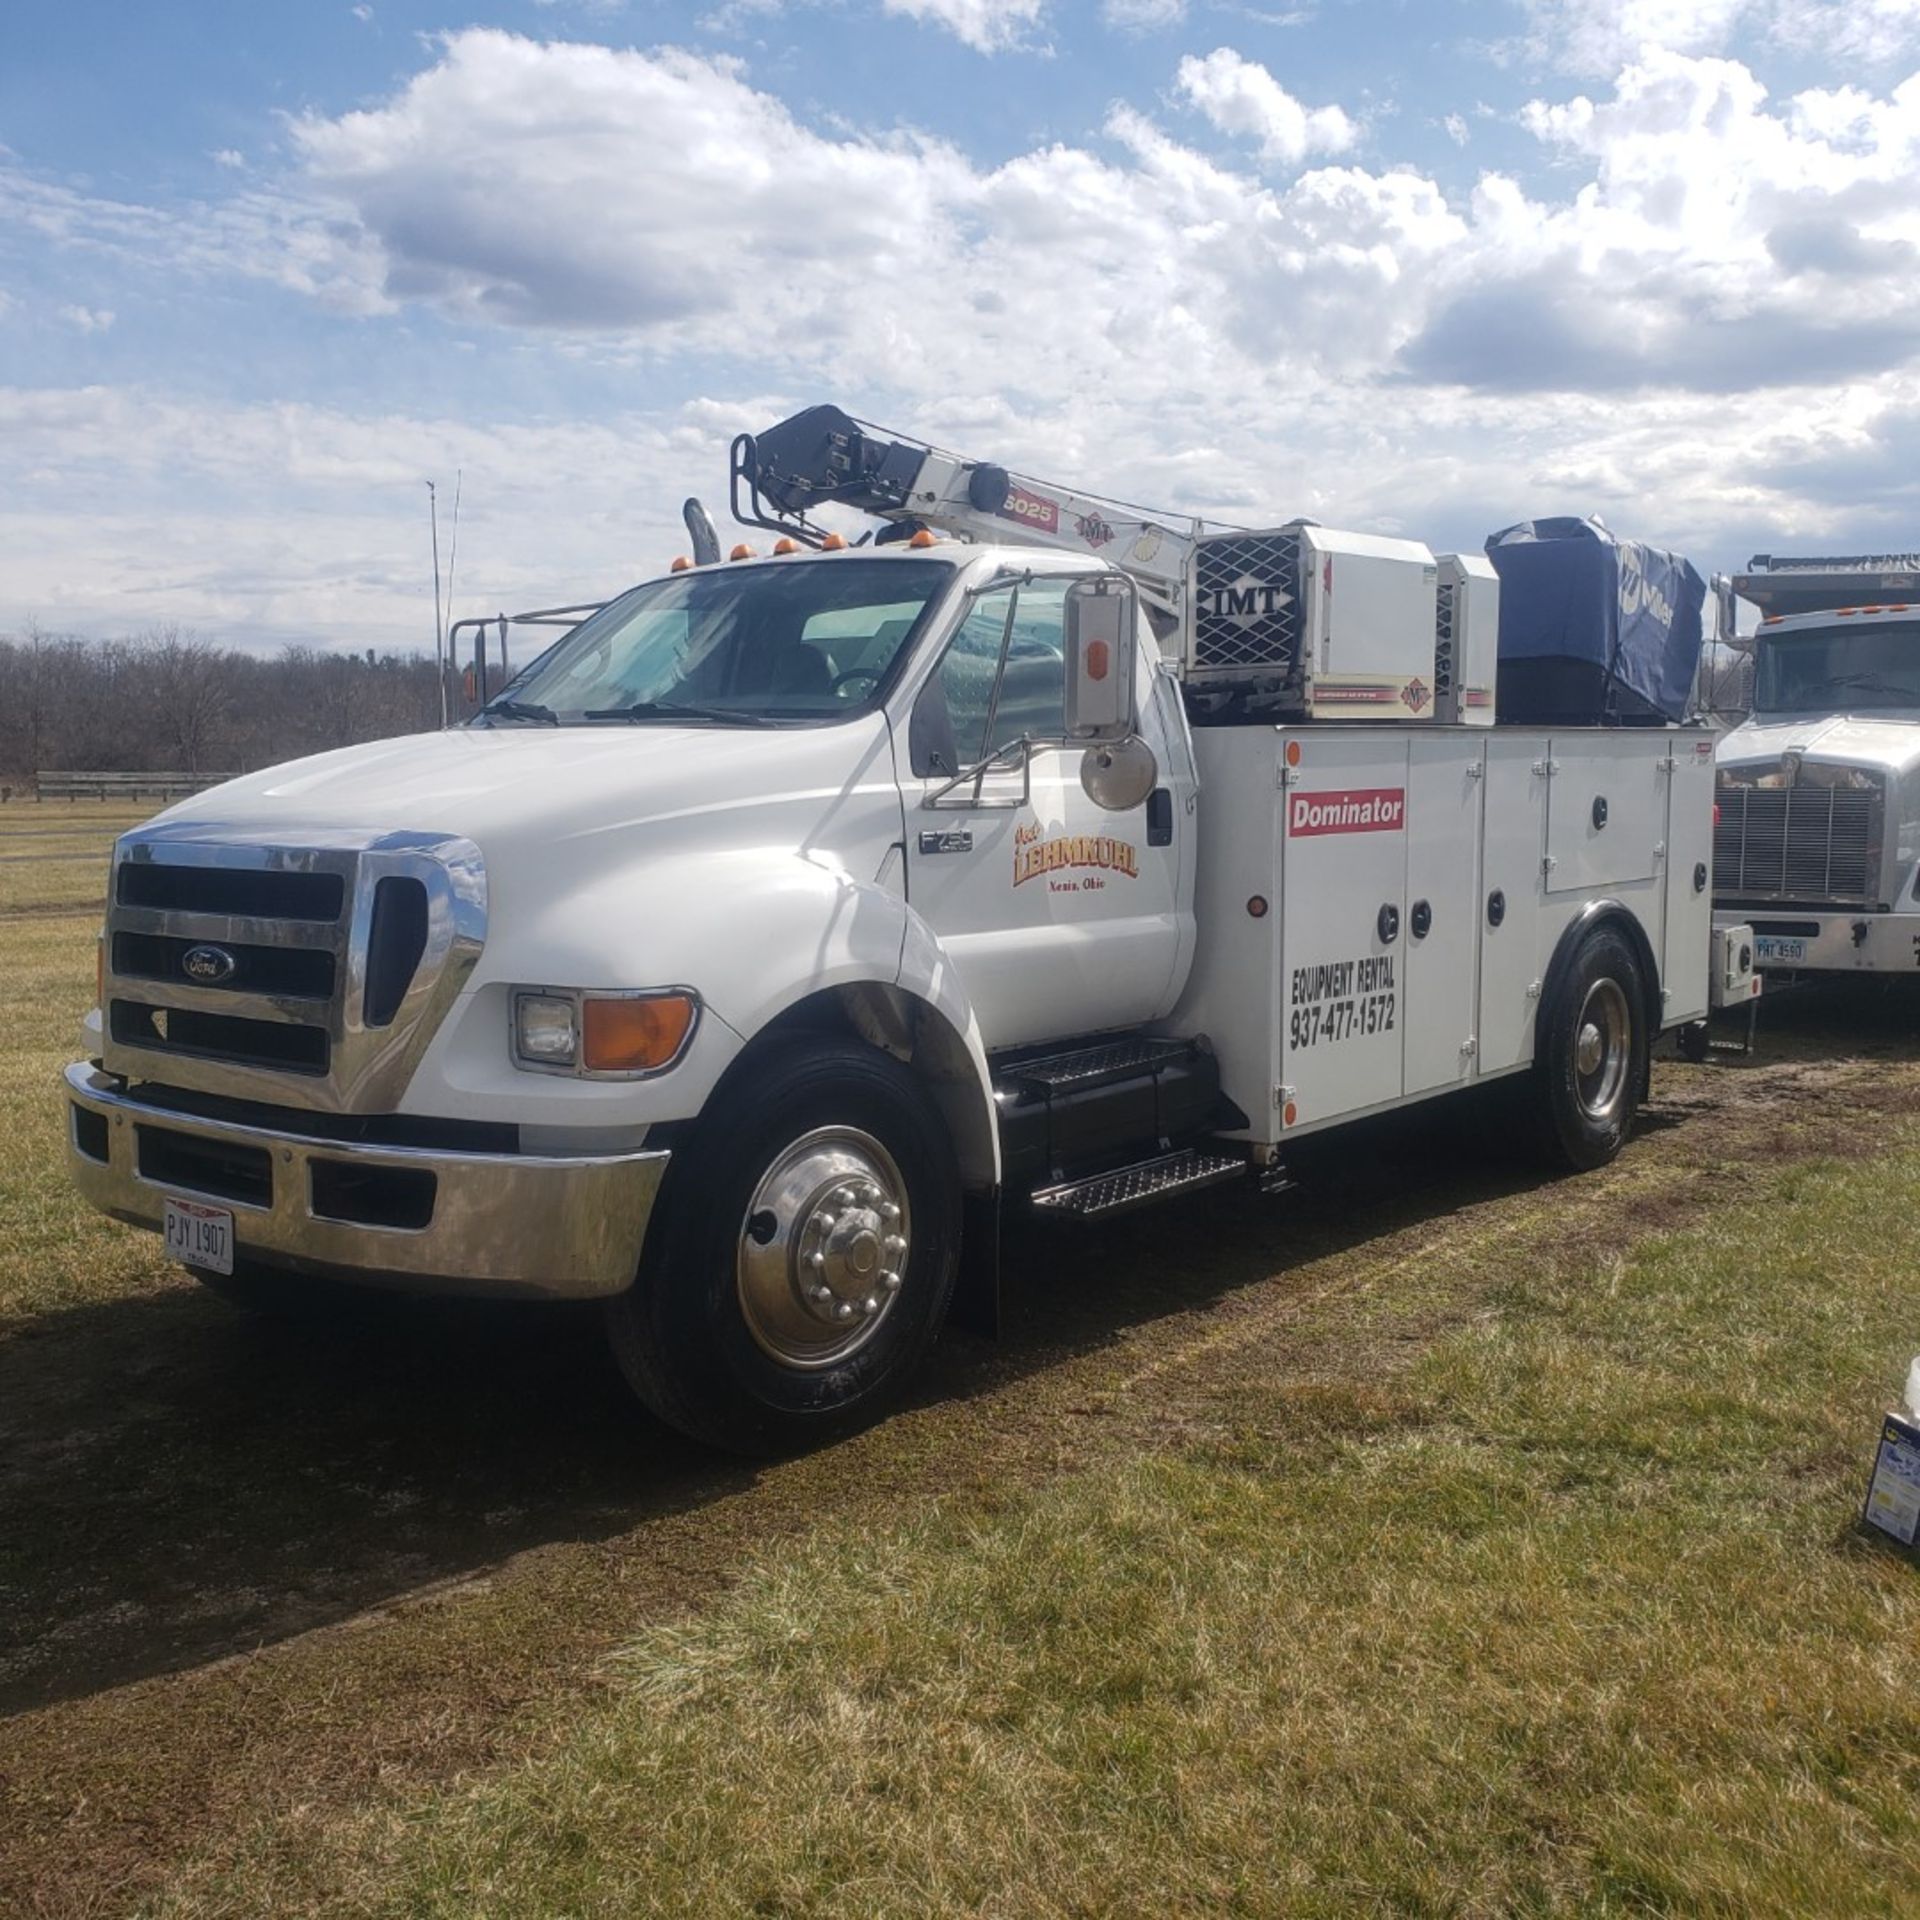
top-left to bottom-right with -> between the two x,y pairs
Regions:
897,575 -> 1184,1051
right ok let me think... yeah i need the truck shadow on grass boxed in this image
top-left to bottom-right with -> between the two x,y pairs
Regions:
4,982 -> 1917,1718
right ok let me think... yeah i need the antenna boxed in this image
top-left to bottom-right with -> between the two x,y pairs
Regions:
445,468 -> 464,699
428,480 -> 447,729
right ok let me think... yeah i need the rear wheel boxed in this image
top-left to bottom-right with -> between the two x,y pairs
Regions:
605,1037 -> 962,1454
1532,925 -> 1648,1171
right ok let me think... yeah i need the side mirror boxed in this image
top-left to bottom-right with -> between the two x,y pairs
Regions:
1065,575 -> 1157,812
1064,574 -> 1138,744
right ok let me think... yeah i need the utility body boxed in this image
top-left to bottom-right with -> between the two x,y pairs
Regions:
67,407 -> 1733,1449
1714,553 -> 1920,977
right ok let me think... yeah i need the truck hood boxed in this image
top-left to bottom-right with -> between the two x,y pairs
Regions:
1716,712 -> 1920,780
153,721 -> 898,850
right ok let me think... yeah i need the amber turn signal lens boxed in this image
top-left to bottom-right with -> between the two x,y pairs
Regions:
581,993 -> 697,1073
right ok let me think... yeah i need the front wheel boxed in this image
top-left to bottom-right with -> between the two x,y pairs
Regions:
1532,925 -> 1649,1171
605,1037 -> 962,1453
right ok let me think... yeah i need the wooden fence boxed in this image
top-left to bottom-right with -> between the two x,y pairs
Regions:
29,771 -> 238,803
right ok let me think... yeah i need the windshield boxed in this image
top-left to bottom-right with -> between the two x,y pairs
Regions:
475,557 -> 955,726
1753,621 -> 1920,714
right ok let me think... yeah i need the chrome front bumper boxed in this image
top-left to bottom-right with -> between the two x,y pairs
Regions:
1713,907 -> 1920,975
64,1063 -> 668,1300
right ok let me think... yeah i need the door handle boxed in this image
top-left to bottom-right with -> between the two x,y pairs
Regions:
1147,787 -> 1173,847
1377,903 -> 1400,943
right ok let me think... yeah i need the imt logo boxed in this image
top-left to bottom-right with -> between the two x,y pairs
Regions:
1196,575 -> 1292,630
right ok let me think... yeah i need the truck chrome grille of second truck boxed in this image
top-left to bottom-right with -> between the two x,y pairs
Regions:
1714,781 -> 1881,906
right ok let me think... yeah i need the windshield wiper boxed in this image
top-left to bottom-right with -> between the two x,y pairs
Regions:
1823,674 -> 1916,698
480,698 -> 559,726
582,700 -> 776,728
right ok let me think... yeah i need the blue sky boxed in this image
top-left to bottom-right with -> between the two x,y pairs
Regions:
6,0 -> 1920,650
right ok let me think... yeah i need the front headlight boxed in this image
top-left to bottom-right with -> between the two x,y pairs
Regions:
512,987 -> 699,1077
513,991 -> 579,1067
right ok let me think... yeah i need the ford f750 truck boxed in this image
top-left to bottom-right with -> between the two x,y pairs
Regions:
65,407 -> 1743,1450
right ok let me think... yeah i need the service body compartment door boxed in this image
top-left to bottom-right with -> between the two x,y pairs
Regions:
1663,734 -> 1716,1025
1403,734 -> 1485,1096
1478,736 -> 1550,1074
1546,740 -> 1667,893
1279,733 -> 1409,1126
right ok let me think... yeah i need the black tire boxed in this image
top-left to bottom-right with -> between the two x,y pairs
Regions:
605,1036 -> 962,1454
1532,924 -> 1649,1172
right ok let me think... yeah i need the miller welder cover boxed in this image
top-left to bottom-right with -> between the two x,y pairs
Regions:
1484,517 -> 1706,725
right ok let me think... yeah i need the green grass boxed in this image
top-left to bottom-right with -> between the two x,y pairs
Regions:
174,1137 -> 1920,1917
0,911 -> 159,1322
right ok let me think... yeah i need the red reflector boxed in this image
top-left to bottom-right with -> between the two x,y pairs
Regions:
1087,640 -> 1109,682
1712,802 -> 1720,826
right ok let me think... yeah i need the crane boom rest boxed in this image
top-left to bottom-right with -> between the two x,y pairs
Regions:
730,404 -> 1199,624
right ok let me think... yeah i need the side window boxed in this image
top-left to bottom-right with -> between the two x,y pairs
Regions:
936,579 -> 1068,761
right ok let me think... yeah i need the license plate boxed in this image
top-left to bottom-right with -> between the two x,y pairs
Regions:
1754,935 -> 1806,964
163,1196 -> 234,1275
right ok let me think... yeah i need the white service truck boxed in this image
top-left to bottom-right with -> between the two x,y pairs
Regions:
1714,553 -> 1920,976
66,406 -> 1740,1450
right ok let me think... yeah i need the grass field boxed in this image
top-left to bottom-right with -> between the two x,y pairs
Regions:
2,819 -> 1917,1916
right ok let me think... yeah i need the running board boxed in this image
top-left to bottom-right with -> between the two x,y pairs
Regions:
1031,1148 -> 1247,1222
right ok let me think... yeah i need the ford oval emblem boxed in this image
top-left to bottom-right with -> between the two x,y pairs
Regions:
181,944 -> 237,985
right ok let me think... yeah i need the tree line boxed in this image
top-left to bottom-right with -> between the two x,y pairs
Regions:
0,625 -> 467,788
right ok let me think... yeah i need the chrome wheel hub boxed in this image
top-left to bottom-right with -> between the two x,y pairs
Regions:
1574,978 -> 1631,1121
736,1126 -> 910,1370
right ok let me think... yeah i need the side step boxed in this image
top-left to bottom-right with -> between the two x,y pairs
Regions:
1031,1148 -> 1247,1223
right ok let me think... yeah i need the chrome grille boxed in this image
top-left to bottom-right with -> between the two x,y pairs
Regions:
1190,529 -> 1304,683
1714,780 -> 1882,905
102,826 -> 486,1113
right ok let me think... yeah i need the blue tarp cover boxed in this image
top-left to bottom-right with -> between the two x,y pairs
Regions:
1485,516 -> 1705,723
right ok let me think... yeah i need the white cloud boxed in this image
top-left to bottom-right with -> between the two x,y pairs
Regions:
1175,47 -> 1357,164
211,149 -> 246,170
1103,0 -> 1186,29
1771,0 -> 1920,60
1443,111 -> 1470,144
59,304 -> 115,333
877,0 -> 1046,52
1513,0 -> 1920,74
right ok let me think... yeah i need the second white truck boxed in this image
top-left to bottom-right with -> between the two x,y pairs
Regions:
65,407 -> 1738,1450
1715,552 -> 1920,976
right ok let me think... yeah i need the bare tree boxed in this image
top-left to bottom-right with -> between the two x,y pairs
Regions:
0,624 -> 447,784
140,627 -> 232,774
